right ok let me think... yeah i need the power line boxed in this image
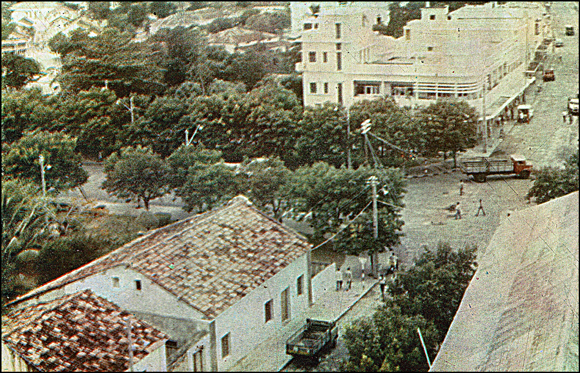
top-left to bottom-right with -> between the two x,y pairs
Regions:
311,201 -> 373,251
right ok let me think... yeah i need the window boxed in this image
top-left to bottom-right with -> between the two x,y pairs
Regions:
264,300 -> 273,322
336,43 -> 341,50
297,275 -> 304,295
281,288 -> 290,322
193,349 -> 203,372
335,23 -> 341,38
430,14 -> 436,20
135,280 -> 142,290
309,51 -> 316,62
304,23 -> 312,30
337,52 -> 342,71
337,83 -> 343,105
221,333 -> 230,358
405,29 -> 410,40
314,23 -> 318,29
323,52 -> 328,63
427,46 -> 433,51
324,82 -> 329,94
310,82 -> 317,94
112,277 -> 120,288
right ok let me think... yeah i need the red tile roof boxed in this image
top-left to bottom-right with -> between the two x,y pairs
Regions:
2,289 -> 168,372
8,196 -> 312,319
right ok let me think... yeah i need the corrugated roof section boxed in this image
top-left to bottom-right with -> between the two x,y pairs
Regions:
7,195 -> 312,319
2,289 -> 168,372
430,191 -> 579,371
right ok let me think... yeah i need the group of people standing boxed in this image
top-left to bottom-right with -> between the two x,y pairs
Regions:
454,181 -> 486,219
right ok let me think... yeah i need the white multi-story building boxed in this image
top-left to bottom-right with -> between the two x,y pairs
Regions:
295,2 -> 550,120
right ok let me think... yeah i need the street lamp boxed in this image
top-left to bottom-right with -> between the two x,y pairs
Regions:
38,155 -> 51,224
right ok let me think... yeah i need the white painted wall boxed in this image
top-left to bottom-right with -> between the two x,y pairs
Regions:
2,343 -> 30,372
311,262 -> 336,303
131,342 -> 168,372
213,253 -> 311,371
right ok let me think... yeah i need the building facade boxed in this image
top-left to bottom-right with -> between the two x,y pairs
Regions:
295,2 -> 550,120
5,196 -> 326,372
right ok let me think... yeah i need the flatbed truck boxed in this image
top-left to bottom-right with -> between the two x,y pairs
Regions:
459,154 -> 533,182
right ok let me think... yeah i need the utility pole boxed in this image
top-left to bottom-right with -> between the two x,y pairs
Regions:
417,327 -> 432,369
39,155 -> 48,224
125,318 -> 134,372
129,96 -> 134,126
347,107 -> 351,169
368,175 -> 379,276
482,75 -> 487,154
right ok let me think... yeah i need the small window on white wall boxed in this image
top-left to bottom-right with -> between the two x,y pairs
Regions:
135,280 -> 142,290
265,299 -> 273,322
112,277 -> 120,288
297,275 -> 304,295
221,333 -> 230,358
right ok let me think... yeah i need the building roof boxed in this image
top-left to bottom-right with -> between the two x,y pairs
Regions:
208,26 -> 278,46
8,196 -> 312,319
430,191 -> 579,371
2,289 -> 168,372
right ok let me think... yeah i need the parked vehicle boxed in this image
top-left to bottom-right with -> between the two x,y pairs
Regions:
565,25 -> 574,35
459,154 -> 533,183
543,68 -> 555,81
569,97 -> 579,115
555,39 -> 564,47
286,319 -> 338,362
517,105 -> 534,123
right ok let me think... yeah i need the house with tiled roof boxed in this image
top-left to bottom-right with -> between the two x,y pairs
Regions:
430,191 -> 579,371
2,289 -> 168,372
6,195 -> 323,371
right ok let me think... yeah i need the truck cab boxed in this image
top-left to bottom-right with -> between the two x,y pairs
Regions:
565,25 -> 574,35
510,155 -> 533,178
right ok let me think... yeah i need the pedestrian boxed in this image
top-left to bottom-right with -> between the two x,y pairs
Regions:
388,253 -> 397,273
345,267 -> 352,291
361,271 -> 365,290
335,266 -> 343,291
393,252 -> 399,271
563,111 -> 568,123
454,202 -> 462,219
519,111 -> 524,123
459,180 -> 464,196
475,199 -> 486,216
379,275 -> 387,301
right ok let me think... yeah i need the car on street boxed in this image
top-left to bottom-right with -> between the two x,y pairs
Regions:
543,68 -> 555,81
569,97 -> 579,116
554,39 -> 564,47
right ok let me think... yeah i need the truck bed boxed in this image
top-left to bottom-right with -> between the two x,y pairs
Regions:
460,157 -> 513,174
286,320 -> 336,357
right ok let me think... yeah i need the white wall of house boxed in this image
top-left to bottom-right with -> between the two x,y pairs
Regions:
1,343 -> 31,372
212,253 -> 312,371
62,266 -> 208,321
131,341 -> 168,372
311,262 -> 336,303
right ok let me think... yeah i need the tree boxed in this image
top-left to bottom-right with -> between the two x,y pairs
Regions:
296,102 -> 349,168
1,53 -> 41,90
384,2 -> 425,38
127,3 -> 148,28
1,88 -> 56,144
417,99 -> 478,167
222,50 -> 268,90
342,306 -> 440,372
526,149 -> 579,203
343,242 -> 477,371
166,145 -> 224,190
1,178 -> 54,304
388,242 -> 478,333
2,130 -> 88,191
286,162 -> 406,257
57,28 -> 165,97
244,11 -> 290,34
237,157 -> 292,220
88,1 -> 110,20
102,146 -> 170,211
149,1 -> 176,19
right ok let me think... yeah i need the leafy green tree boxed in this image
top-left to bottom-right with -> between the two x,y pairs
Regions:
178,161 -> 240,213
88,1 -> 110,20
149,1 -> 177,19
222,50 -> 268,90
237,157 -> 292,220
526,149 -> 579,203
388,242 -> 478,334
102,146 -> 170,211
296,102 -> 349,168
342,306 -> 440,371
2,130 -> 88,191
57,28 -> 165,97
244,11 -> 290,34
384,2 -> 425,38
127,3 -> 148,28
1,178 -> 54,304
1,2 -> 16,40
1,53 -> 41,90
349,97 -> 424,168
206,17 -> 240,34
166,145 -> 224,190
417,99 -> 478,167
286,162 -> 405,257
1,88 -> 56,143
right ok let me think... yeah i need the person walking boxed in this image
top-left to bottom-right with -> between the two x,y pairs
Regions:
345,267 -> 353,291
454,202 -> 462,219
570,114 -> 574,124
459,180 -> 464,196
475,199 -> 486,216
563,111 -> 568,123
335,267 -> 343,291
379,275 -> 387,302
